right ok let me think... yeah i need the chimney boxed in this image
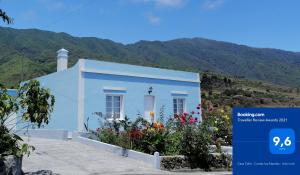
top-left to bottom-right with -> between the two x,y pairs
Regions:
57,48 -> 69,72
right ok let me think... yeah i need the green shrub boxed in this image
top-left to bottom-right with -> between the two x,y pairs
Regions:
117,132 -> 130,150
181,122 -> 212,170
98,128 -> 118,145
165,131 -> 182,155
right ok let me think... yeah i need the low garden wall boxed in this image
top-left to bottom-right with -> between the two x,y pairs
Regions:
73,134 -> 231,171
74,136 -> 161,169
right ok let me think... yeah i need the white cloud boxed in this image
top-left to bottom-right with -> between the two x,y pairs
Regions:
147,14 -> 161,25
202,0 -> 225,10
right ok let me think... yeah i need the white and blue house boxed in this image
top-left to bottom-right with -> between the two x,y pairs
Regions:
32,48 -> 201,132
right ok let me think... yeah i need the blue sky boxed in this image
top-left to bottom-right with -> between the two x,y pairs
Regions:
1,0 -> 300,51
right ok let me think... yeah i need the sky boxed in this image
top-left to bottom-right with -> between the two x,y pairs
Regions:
1,0 -> 300,52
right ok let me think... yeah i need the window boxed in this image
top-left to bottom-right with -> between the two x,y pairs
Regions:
173,98 -> 185,114
106,95 -> 122,119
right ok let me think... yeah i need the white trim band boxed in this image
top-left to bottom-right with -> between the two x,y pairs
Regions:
103,87 -> 127,91
82,69 -> 200,83
171,91 -> 189,95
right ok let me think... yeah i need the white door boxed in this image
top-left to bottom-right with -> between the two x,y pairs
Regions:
144,95 -> 155,122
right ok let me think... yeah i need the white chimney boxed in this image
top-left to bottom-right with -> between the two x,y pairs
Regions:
57,48 -> 69,72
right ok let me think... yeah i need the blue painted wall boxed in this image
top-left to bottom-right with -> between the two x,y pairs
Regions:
34,62 -> 79,131
83,60 -> 201,130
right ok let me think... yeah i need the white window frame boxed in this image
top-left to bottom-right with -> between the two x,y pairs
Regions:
105,94 -> 124,120
173,97 -> 186,115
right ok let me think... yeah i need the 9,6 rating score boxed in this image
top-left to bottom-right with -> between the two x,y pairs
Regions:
269,128 -> 295,155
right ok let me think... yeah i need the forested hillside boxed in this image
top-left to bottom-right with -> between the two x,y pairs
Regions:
0,27 -> 300,88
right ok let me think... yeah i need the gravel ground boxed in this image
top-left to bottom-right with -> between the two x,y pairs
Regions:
22,137 -> 232,175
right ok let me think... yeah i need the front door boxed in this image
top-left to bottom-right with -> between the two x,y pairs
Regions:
144,95 -> 155,122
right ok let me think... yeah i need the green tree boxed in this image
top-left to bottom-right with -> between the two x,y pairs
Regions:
0,80 -> 55,157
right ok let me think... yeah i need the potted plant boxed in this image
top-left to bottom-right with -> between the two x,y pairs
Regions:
0,80 -> 55,174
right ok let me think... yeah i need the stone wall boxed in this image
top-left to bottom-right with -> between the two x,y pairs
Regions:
161,153 -> 232,171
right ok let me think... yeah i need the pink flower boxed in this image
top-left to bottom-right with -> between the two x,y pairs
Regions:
189,118 -> 197,124
183,112 -> 189,116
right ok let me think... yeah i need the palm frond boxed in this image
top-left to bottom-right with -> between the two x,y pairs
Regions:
0,9 -> 13,24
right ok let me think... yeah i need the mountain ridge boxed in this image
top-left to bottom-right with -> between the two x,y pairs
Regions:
0,27 -> 300,87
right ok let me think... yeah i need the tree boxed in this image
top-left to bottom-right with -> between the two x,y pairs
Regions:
0,80 -> 55,157
0,9 -> 13,24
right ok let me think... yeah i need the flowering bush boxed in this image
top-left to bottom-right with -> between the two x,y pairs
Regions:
134,126 -> 167,154
201,101 -> 232,146
94,102 -> 231,171
180,121 -> 212,170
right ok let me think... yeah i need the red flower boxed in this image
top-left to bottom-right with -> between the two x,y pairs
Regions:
180,115 -> 187,123
130,129 -> 143,139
